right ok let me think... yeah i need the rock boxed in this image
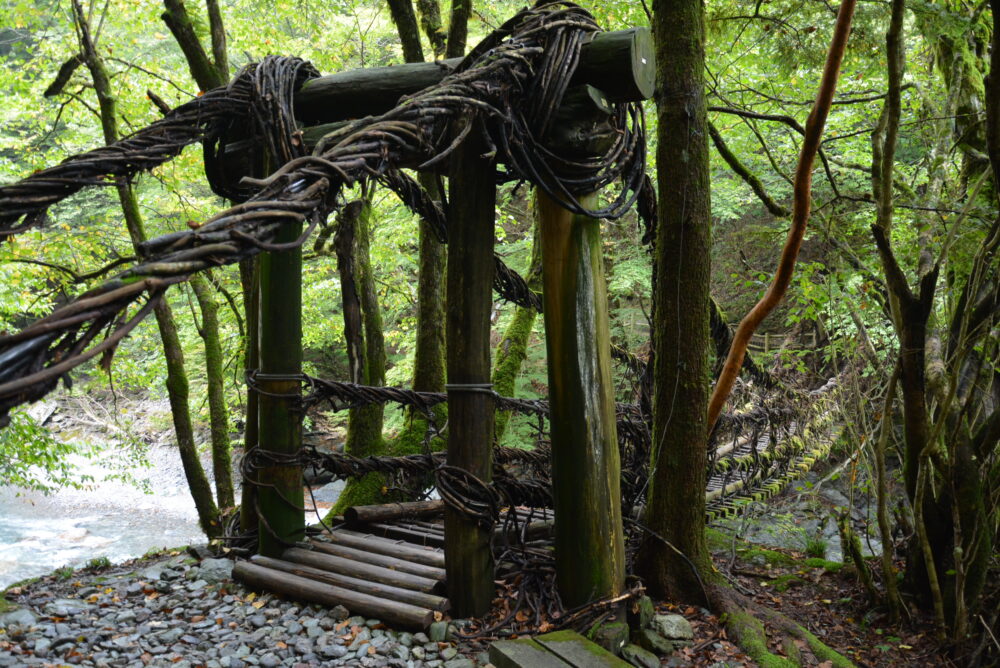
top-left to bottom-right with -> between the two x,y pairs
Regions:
187,579 -> 208,592
116,609 -> 137,625
428,620 -> 450,642
329,605 -> 350,621
198,559 -> 234,584
0,608 -> 37,630
591,620 -> 629,654
259,653 -> 280,667
187,545 -> 215,560
76,586 -> 99,598
44,598 -> 90,617
635,628 -> 675,656
443,659 -> 476,668
33,637 -> 52,657
651,614 -> 693,641
441,646 -> 458,660
622,643 -> 660,668
320,643 -> 348,659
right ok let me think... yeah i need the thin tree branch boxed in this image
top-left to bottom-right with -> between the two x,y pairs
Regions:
707,0 -> 858,431
708,120 -> 789,217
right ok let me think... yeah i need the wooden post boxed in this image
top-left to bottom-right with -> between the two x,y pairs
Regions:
444,114 -> 496,617
256,215 -> 305,557
538,189 -> 625,608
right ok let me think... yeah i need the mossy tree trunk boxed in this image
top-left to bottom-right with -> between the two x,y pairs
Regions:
635,0 -> 714,604
191,273 -> 234,509
387,0 -> 448,399
159,0 -> 237,525
492,211 -> 542,440
72,0 -> 221,538
330,196 -> 388,512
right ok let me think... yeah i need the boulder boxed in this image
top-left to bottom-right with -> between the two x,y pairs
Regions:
651,613 -> 693,641
622,643 -> 660,668
198,558 -> 234,584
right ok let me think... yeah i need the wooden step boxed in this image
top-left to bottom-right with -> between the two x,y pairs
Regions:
490,630 -> 630,667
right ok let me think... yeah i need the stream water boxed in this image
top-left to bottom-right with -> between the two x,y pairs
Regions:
0,444 -> 205,589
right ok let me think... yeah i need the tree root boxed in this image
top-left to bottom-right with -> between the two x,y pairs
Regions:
707,582 -> 855,667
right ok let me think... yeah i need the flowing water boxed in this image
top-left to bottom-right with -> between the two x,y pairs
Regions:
0,443 -> 205,589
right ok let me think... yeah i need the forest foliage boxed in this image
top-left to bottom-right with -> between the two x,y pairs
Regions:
1,0 -> 998,659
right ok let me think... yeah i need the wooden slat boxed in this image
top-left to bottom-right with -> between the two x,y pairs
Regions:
250,555 -> 449,611
319,529 -> 446,568
534,630 -> 630,667
343,500 -> 444,528
489,639 -> 572,668
283,547 -> 443,594
234,561 -> 434,630
308,541 -> 446,581
369,522 -> 446,547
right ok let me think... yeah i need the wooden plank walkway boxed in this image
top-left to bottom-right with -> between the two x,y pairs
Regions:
491,630 -> 630,667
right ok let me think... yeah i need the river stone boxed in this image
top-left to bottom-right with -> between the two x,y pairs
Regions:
443,659 -> 475,668
591,620 -> 629,654
635,628 -> 675,656
0,608 -> 37,629
651,614 -> 693,640
320,643 -> 348,659
428,620 -> 449,642
198,559 -> 234,584
622,643 -> 660,668
45,598 -> 91,616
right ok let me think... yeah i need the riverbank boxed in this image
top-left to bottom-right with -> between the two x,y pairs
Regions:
0,547 -> 485,668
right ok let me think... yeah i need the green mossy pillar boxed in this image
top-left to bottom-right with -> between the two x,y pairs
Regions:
256,219 -> 305,557
538,189 -> 625,608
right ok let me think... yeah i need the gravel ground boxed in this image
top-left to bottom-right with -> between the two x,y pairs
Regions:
0,549 -> 487,668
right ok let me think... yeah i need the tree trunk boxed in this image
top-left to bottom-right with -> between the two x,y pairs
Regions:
491,212 -> 542,440
636,0 -> 714,604
190,273 -> 235,509
330,197 -> 388,511
73,0 -> 221,538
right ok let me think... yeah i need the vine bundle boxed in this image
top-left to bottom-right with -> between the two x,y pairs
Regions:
0,1 -> 647,425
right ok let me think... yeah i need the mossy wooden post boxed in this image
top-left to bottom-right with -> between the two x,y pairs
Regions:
539,188 -> 626,607
256,215 -> 305,557
444,114 -> 496,616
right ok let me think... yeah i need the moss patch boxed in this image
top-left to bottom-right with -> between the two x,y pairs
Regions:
723,609 -> 798,668
771,574 -> 805,592
802,558 -> 843,573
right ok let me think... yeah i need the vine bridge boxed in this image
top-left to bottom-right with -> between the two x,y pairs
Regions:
0,0 -> 841,641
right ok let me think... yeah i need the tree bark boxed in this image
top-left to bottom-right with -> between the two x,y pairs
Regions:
445,0 -> 470,58
161,0 -> 225,90
329,196 -> 387,512
190,273 -> 234,509
636,0 -> 714,604
492,213 -> 541,440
